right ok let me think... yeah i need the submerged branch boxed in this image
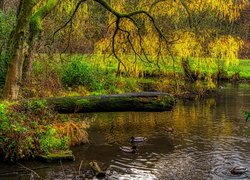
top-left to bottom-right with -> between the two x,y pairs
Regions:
17,163 -> 41,179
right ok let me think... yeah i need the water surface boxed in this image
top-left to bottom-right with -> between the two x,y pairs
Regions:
1,83 -> 250,179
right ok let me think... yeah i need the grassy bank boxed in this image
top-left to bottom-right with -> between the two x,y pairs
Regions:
21,54 -> 250,98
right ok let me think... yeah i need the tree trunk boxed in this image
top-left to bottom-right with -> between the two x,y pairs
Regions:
22,38 -> 36,84
3,46 -> 27,99
45,92 -> 176,113
0,0 -> 4,11
3,0 -> 36,99
181,58 -> 197,83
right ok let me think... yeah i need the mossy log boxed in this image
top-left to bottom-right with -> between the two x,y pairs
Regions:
46,92 -> 176,113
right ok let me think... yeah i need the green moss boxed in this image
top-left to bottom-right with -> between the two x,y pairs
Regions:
30,0 -> 58,37
37,150 -> 75,163
75,99 -> 90,106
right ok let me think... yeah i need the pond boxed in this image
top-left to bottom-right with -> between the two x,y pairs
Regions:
0,83 -> 250,179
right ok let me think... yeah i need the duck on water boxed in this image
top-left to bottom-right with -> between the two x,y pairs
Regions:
120,145 -> 137,153
130,137 -> 147,143
230,166 -> 248,175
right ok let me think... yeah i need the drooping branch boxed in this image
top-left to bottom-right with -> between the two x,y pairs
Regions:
125,16 -> 153,64
112,17 -> 127,74
118,27 -> 146,64
179,0 -> 193,29
53,0 -> 87,40
94,0 -> 172,67
53,0 -> 175,74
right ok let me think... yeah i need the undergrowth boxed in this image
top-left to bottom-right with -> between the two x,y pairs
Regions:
0,100 -> 89,162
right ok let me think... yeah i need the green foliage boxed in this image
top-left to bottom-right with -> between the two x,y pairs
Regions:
25,99 -> 47,114
29,54 -> 250,99
61,56 -> 98,89
39,125 -> 68,154
244,111 -> 250,121
61,56 -> 117,92
0,11 -> 15,46
30,0 -> 58,37
0,103 -> 36,161
0,104 -> 10,132
0,101 -> 71,161
0,11 -> 16,88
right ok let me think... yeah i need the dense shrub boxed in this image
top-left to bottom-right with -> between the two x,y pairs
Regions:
60,56 -> 117,92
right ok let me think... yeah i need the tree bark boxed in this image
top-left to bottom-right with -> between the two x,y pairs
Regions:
0,0 -> 4,11
3,0 -> 57,99
3,0 -> 36,99
22,44 -> 35,84
46,92 -> 176,113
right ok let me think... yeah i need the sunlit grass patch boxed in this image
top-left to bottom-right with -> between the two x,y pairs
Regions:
238,59 -> 250,78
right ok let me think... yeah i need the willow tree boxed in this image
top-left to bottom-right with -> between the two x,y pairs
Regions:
95,0 -> 247,81
2,0 -> 248,99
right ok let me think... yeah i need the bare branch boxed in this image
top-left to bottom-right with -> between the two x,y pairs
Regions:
179,0 -> 193,29
95,0 -> 177,70
53,0 -> 86,41
112,17 -> 127,74
118,27 -> 146,64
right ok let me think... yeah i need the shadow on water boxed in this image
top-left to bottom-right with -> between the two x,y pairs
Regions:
0,83 -> 250,179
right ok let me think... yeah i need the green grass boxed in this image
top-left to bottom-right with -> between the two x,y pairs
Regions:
82,55 -> 250,79
28,54 -> 250,97
238,59 -> 250,78
34,53 -> 250,79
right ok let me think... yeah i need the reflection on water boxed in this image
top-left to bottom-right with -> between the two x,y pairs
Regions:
0,83 -> 250,179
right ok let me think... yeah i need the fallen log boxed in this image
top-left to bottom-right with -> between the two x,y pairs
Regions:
46,92 -> 176,113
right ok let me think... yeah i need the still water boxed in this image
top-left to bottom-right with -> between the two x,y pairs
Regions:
1,83 -> 250,180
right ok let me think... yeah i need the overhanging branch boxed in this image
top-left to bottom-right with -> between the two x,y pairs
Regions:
52,0 -> 87,41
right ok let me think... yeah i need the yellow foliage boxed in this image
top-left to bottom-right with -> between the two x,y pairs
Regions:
208,35 -> 243,68
170,31 -> 202,58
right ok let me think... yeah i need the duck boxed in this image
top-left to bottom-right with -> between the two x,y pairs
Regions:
162,127 -> 174,133
120,145 -> 137,153
230,166 -> 248,175
130,136 -> 147,143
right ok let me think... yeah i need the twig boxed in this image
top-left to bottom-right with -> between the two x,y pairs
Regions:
60,160 -> 66,179
17,163 -> 41,179
78,160 -> 83,175
52,0 -> 86,42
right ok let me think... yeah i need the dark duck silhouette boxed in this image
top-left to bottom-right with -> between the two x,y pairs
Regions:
230,166 -> 248,175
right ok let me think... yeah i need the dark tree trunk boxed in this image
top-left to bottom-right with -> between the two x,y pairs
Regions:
0,0 -> 4,11
45,92 -> 176,113
181,58 -> 199,83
